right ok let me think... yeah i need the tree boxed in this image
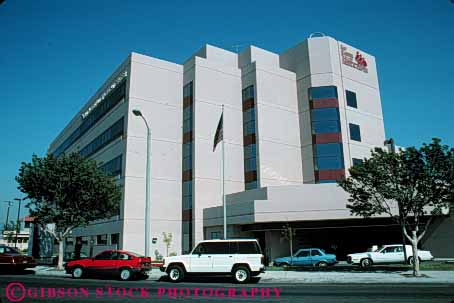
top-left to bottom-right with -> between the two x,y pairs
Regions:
281,223 -> 296,266
339,138 -> 453,277
16,153 -> 121,270
162,232 -> 173,257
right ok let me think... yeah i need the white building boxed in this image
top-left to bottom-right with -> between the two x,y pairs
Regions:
47,35 -> 452,260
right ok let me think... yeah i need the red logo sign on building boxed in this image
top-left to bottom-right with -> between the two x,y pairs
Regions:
341,45 -> 368,73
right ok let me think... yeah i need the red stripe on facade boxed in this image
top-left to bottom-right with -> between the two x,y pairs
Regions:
183,131 -> 193,143
315,169 -> 345,181
245,170 -> 257,182
242,98 -> 255,111
182,169 -> 192,181
182,209 -> 192,221
311,98 -> 339,109
312,133 -> 342,144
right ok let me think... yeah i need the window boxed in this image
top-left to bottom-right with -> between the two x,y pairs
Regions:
210,232 -> 221,239
346,90 -> 357,108
80,117 -> 124,157
204,242 -> 229,254
94,251 -> 113,260
311,108 -> 341,134
349,123 -> 362,142
245,181 -> 258,190
309,86 -> 338,100
110,233 -> 120,245
53,80 -> 126,157
99,155 -> 122,177
314,143 -> 344,170
238,241 -> 261,254
96,234 -> 108,245
311,249 -> 322,256
352,158 -> 363,166
242,86 -> 254,100
118,253 -> 131,260
296,250 -> 310,257
24,222 -> 31,229
192,243 -> 207,254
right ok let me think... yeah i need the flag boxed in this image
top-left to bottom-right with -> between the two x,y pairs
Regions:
213,112 -> 223,151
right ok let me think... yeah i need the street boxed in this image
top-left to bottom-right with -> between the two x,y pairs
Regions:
0,274 -> 453,303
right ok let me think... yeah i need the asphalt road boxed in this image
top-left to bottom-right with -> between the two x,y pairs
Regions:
0,274 -> 453,303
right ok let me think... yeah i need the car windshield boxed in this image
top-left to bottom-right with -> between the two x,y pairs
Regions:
0,246 -> 21,255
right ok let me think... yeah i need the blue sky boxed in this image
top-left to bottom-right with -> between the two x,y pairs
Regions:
1,0 -> 453,224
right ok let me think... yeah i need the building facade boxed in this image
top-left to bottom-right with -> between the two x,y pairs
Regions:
47,35 -> 453,260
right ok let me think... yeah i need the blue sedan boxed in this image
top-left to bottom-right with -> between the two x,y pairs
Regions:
273,248 -> 337,267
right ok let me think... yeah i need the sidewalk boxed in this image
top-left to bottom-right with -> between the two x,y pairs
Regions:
32,267 -> 454,284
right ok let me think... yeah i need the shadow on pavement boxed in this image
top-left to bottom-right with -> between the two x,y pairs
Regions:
0,269 -> 35,275
158,275 -> 261,284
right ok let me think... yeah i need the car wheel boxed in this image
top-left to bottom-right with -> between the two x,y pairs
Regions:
317,261 -> 328,268
233,266 -> 250,284
360,258 -> 373,268
167,265 -> 184,283
119,268 -> 132,281
72,266 -> 84,279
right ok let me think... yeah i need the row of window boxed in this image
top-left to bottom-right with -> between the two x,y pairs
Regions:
53,80 -> 126,156
99,155 -> 122,177
192,241 -> 262,255
182,82 -> 194,254
80,117 -> 124,158
242,85 -> 258,191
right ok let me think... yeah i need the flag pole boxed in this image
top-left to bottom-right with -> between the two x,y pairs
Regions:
221,104 -> 227,239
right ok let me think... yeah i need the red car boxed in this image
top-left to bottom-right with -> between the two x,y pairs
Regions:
0,245 -> 36,272
65,250 -> 152,281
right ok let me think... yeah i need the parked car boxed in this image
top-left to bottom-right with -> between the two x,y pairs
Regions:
65,250 -> 152,281
347,244 -> 434,268
160,239 -> 265,283
273,248 -> 337,268
0,244 -> 36,271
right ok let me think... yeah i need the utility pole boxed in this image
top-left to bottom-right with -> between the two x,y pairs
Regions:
3,201 -> 12,231
14,198 -> 22,248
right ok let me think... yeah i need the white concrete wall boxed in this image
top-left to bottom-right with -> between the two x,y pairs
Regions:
124,53 -> 183,256
188,45 -> 245,245
240,46 -> 304,187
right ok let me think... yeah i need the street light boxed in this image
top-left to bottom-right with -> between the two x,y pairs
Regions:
13,198 -> 22,248
132,109 -> 152,257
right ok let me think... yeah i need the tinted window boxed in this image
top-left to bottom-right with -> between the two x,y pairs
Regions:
309,86 -> 338,100
346,90 -> 357,108
296,250 -> 310,257
352,158 -> 363,166
312,120 -> 341,134
95,251 -> 113,260
238,241 -> 260,254
118,253 -> 131,260
311,108 -> 340,122
349,123 -> 361,142
245,181 -> 258,190
204,242 -> 229,254
311,250 -> 322,256
314,143 -> 344,170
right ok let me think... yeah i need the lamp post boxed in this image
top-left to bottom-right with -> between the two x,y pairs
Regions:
14,198 -> 22,248
3,201 -> 12,231
132,109 -> 152,257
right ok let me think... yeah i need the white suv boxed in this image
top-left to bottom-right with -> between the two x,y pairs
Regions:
161,239 -> 265,283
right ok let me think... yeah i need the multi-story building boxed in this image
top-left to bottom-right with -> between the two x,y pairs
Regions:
46,35 -> 453,260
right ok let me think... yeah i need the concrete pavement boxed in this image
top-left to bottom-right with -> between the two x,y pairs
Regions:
31,266 -> 454,284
